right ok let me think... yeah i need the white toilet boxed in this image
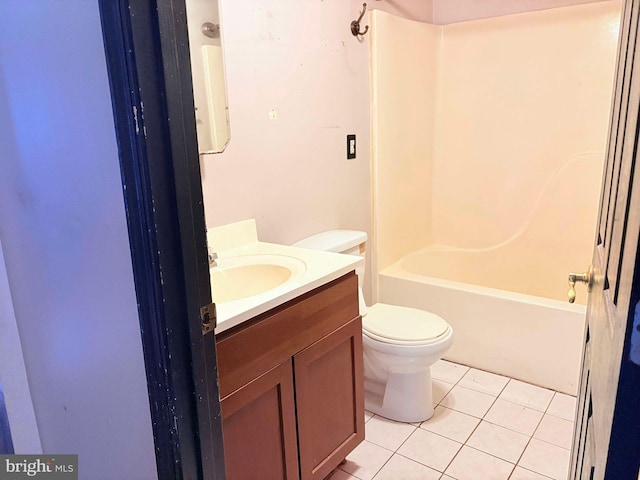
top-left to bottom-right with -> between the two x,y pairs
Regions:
293,230 -> 453,423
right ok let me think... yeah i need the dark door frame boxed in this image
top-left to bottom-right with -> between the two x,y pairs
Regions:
99,1 -> 225,479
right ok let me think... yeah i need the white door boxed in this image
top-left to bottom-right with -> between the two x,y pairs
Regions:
571,0 -> 640,477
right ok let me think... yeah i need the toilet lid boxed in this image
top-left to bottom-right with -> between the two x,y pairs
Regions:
363,303 -> 449,345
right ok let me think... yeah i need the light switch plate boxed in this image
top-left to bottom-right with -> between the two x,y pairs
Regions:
347,134 -> 356,159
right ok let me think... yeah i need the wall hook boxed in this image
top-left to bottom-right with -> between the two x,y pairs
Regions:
351,3 -> 369,37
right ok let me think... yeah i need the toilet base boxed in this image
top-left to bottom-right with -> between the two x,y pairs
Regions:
363,369 -> 435,423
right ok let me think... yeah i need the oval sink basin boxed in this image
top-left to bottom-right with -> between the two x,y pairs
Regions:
211,254 -> 306,303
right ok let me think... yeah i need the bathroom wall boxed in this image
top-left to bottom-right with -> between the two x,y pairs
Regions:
0,2 -> 158,478
372,2 -> 620,301
201,0 -> 432,245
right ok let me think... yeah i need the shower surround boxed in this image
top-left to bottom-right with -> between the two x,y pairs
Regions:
370,2 -> 621,393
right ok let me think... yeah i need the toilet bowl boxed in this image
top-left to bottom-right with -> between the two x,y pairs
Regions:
292,230 -> 453,423
362,303 -> 453,422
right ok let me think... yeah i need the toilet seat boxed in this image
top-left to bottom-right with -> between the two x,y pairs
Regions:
363,303 -> 450,346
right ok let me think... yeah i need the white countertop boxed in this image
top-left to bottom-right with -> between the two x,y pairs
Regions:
210,223 -> 362,334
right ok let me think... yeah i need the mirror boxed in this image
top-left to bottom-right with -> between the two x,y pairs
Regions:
185,0 -> 231,154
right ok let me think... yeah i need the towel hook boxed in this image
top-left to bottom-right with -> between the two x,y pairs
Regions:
351,3 -> 369,37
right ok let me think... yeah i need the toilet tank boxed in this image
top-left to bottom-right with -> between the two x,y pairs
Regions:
292,230 -> 368,315
292,230 -> 368,279
292,230 -> 367,253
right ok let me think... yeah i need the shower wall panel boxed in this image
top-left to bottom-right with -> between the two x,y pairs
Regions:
370,11 -> 440,273
371,2 -> 620,299
431,2 -> 620,288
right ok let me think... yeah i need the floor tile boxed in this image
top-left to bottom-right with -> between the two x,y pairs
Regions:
546,393 -> 577,422
499,380 -> 554,412
351,361 -> 575,480
340,440 -> 394,480
420,406 -> 480,443
326,469 -> 359,480
397,428 -> 462,472
509,466 -> 553,479
518,439 -> 570,480
445,446 -> 515,480
484,399 -> 544,436
458,368 -> 510,396
365,415 -> 417,451
440,385 -> 497,418
433,379 -> 455,405
466,421 -> 530,463
431,360 -> 469,384
373,454 -> 441,480
533,414 -> 574,449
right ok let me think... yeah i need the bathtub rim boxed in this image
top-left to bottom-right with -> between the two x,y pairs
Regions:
380,260 -> 587,315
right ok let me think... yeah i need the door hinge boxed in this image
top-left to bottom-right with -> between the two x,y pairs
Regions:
200,303 -> 217,335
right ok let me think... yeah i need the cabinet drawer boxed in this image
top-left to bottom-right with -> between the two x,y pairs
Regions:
216,272 -> 358,398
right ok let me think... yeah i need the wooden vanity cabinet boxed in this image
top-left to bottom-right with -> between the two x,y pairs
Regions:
216,272 -> 364,480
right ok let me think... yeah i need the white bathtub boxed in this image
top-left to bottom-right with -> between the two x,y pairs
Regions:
378,248 -> 586,395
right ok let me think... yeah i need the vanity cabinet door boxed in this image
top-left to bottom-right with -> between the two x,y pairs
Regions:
294,317 -> 365,480
221,359 -> 300,480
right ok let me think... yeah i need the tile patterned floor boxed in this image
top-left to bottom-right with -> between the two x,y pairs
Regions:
329,360 -> 577,480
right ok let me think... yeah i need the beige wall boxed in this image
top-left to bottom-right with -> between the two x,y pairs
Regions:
203,1 -> 368,245
372,2 -> 620,300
